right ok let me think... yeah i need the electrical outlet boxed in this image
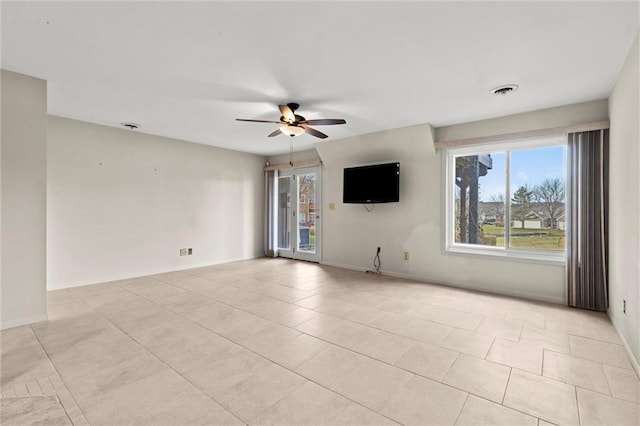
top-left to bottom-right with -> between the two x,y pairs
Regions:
179,248 -> 187,256
403,251 -> 409,261
623,300 -> 626,314
188,248 -> 193,255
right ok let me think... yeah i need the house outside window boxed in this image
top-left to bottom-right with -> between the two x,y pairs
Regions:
298,175 -> 316,226
445,135 -> 566,263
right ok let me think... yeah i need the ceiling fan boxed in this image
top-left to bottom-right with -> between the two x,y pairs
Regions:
236,103 -> 346,139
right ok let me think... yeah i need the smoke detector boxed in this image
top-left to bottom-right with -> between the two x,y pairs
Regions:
490,84 -> 519,96
121,122 -> 140,130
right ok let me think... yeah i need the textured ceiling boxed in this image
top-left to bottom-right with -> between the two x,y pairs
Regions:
2,1 -> 638,155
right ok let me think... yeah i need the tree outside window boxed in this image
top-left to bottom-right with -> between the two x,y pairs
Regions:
511,185 -> 534,229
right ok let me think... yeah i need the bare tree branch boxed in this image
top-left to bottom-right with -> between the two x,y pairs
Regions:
533,178 -> 565,228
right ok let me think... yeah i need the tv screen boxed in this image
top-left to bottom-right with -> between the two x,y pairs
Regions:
343,162 -> 400,204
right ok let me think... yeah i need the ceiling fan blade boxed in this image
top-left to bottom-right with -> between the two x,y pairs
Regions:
267,128 -> 282,137
236,118 -> 283,124
302,126 -> 328,139
301,119 -> 346,126
279,105 -> 295,123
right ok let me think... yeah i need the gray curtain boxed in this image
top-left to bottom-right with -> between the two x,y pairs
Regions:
567,129 -> 609,311
264,170 -> 278,257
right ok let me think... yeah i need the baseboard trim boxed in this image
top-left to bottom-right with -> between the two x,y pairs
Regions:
320,260 -> 565,305
1,313 -> 48,330
321,261 -> 369,273
609,320 -> 640,379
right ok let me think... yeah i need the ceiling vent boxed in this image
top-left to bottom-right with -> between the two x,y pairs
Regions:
121,122 -> 140,130
490,84 -> 519,96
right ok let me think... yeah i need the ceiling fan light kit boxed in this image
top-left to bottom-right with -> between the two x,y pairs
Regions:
281,125 -> 305,137
236,103 -> 346,139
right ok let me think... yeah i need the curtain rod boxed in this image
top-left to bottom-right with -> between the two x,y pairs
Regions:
434,120 -> 610,150
263,158 -> 321,171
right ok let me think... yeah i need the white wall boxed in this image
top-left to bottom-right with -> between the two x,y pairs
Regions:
608,31 -> 639,368
47,116 -> 265,289
315,100 -> 609,304
1,70 -> 48,329
436,99 -> 609,142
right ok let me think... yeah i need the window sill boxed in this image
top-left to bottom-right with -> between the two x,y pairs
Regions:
445,244 -> 566,266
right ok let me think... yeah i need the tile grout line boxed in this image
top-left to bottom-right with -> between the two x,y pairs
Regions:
574,385 -> 582,426
516,323 -> 525,343
452,392 -> 471,425
440,351 -> 462,385
501,367 -> 513,405
601,365 -> 618,401
26,319 -> 88,426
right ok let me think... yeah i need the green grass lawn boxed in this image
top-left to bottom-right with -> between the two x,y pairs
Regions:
481,224 -> 565,251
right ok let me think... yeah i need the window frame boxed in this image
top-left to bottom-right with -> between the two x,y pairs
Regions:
443,135 -> 568,265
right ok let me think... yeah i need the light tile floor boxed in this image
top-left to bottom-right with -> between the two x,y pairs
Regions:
1,258 -> 639,425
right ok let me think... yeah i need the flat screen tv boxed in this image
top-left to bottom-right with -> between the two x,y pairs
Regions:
343,162 -> 400,204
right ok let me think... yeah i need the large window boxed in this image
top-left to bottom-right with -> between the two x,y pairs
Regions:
445,135 -> 566,262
